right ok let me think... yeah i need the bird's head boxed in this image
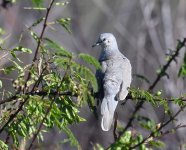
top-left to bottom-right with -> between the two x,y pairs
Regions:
92,33 -> 118,48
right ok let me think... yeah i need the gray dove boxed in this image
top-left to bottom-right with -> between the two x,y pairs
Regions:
92,33 -> 132,131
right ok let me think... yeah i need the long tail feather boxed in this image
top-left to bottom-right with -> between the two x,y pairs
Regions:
101,97 -> 118,131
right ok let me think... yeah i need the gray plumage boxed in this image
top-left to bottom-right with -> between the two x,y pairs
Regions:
93,33 -> 132,131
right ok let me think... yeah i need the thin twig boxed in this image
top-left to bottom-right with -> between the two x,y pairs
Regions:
149,38 -> 186,91
130,105 -> 186,149
23,0 -> 55,93
162,124 -> 186,136
0,91 -> 76,105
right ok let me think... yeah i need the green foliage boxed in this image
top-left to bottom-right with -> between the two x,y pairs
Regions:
0,140 -> 8,150
178,52 -> 186,77
56,18 -> 72,33
0,28 -> 5,35
109,131 -> 149,150
1,46 -> 32,75
30,30 -> 39,42
61,125 -> 81,148
0,2 -> 98,148
148,140 -> 165,148
156,67 -> 169,78
79,53 -> 101,70
108,130 -> 165,150
32,0 -> 43,7
0,28 -> 6,45
44,38 -> 72,58
10,46 -> 32,62
137,116 -> 156,131
173,98 -> 185,107
94,143 -> 104,150
133,74 -> 150,84
129,87 -> 170,112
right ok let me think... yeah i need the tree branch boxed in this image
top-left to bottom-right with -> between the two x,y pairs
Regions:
0,91 -> 77,105
23,0 -> 55,93
149,38 -> 186,91
130,105 -> 186,149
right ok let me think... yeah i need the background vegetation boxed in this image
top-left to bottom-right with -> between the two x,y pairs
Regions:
0,0 -> 186,149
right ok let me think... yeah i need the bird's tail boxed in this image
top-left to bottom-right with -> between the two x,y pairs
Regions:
101,97 -> 118,131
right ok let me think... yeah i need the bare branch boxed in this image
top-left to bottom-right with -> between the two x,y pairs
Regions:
149,38 -> 186,91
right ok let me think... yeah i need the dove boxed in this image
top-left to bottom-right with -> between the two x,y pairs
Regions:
92,33 -> 132,131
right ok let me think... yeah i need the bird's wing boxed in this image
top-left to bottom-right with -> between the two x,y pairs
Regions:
117,57 -> 132,100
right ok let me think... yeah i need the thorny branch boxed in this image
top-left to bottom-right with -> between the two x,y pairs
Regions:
149,38 -> 186,91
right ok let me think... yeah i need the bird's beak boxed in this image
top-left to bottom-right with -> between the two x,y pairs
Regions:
92,41 -> 102,47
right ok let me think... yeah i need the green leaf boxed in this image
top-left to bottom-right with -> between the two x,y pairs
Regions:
133,74 -> 150,84
119,131 -> 132,144
94,143 -> 104,150
12,46 -> 32,53
44,38 -> 72,58
78,65 -> 98,92
32,0 -> 43,7
55,2 -> 70,6
62,125 -> 80,148
29,17 -> 44,28
10,46 -> 32,62
0,140 -> 8,150
173,98 -> 185,107
3,65 -> 17,74
79,53 -> 101,70
56,18 -> 71,33
178,52 -> 186,77
0,28 -> 5,35
30,31 -> 39,41
137,116 -> 156,131
10,60 -> 23,72
148,140 -> 165,148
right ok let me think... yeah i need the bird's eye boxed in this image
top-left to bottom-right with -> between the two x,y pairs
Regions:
102,38 -> 106,42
